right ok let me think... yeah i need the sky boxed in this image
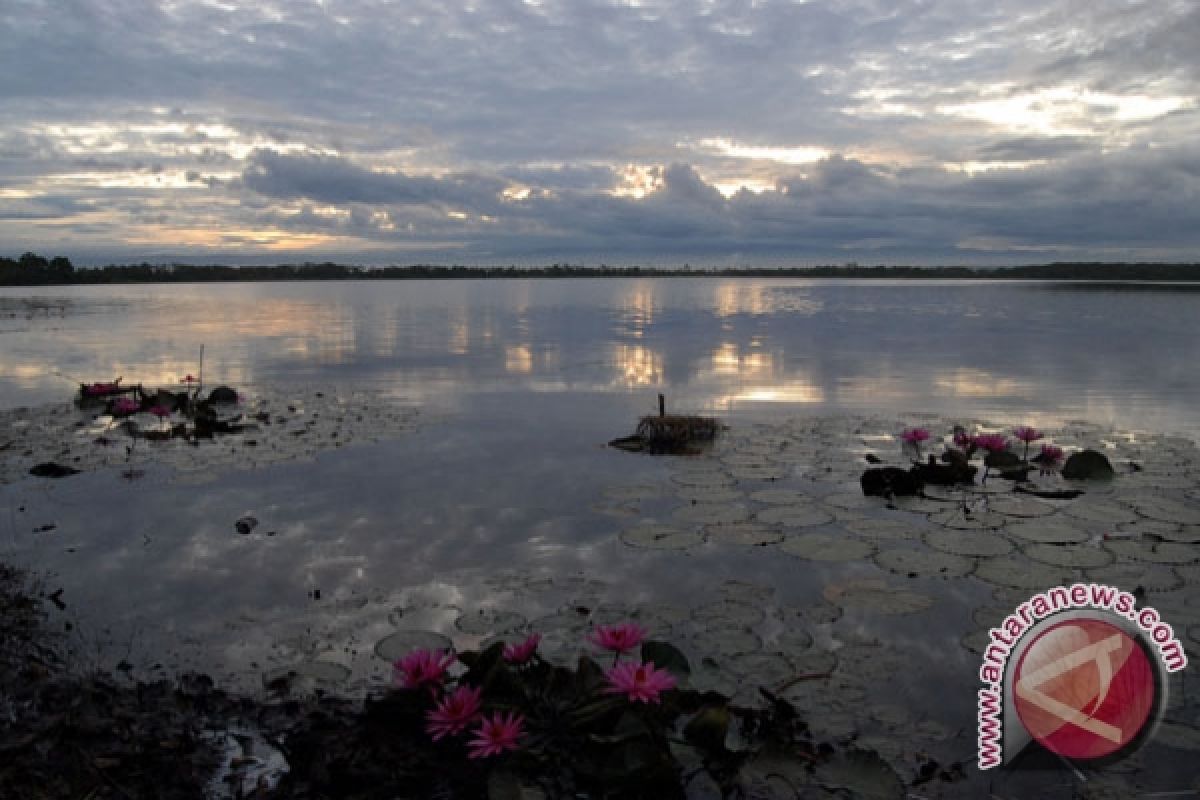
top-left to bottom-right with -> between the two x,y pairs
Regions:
1,0 -> 1199,266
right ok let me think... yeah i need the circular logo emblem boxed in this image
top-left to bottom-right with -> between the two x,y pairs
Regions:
1013,618 -> 1156,760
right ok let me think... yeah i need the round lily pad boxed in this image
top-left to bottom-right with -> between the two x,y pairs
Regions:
1065,502 -> 1139,525
988,495 -> 1058,518
920,485 -> 965,502
822,492 -> 876,511
1104,539 -> 1199,565
455,609 -> 527,635
843,518 -> 921,541
755,505 -> 834,527
725,652 -> 795,686
1006,520 -> 1090,544
374,630 -> 454,662
1022,542 -> 1114,569
929,509 -> 1007,530
620,524 -> 705,550
671,471 -> 735,489
691,627 -> 763,656
873,548 -> 974,578
729,465 -> 791,482
780,602 -> 843,627
705,522 -> 784,546
1132,497 -> 1200,525
825,579 -> 936,615
972,606 -> 1012,628
291,660 -> 352,682
1159,525 -> 1200,544
1176,563 -> 1200,583
923,529 -> 1014,556
975,557 -> 1071,589
675,486 -> 744,504
1087,563 -> 1184,592
780,533 -> 875,561
718,579 -> 776,604
749,488 -> 811,504
692,600 -> 764,627
773,628 -> 814,653
672,503 -> 751,525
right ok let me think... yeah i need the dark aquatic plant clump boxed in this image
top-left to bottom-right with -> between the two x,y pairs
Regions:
610,414 -> 722,455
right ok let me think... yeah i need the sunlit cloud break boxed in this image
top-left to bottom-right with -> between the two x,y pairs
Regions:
1,0 -> 1198,265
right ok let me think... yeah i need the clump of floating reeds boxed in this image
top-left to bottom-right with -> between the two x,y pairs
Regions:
609,394 -> 721,454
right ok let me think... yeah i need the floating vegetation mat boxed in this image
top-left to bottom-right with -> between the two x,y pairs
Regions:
0,384 -> 420,485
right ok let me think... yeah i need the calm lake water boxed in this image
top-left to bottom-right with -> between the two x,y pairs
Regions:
2,279 -> 1198,795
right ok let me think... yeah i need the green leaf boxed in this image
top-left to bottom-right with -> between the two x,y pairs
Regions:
486,768 -> 524,800
575,654 -> 607,693
683,705 -> 729,753
641,640 -> 691,681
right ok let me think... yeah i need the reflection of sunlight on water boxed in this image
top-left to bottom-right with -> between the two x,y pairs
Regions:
714,283 -> 822,317
726,380 -> 825,405
615,282 -> 658,339
710,343 -> 777,379
934,368 -> 1028,399
448,307 -> 470,355
505,345 -> 533,374
612,344 -> 663,387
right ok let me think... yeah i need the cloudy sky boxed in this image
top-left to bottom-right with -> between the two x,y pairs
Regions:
2,0 -> 1198,266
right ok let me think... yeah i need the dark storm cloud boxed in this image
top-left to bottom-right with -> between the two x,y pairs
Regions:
1,0 -> 1198,263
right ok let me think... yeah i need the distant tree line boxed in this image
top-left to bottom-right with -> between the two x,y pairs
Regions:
3,252 -> 1199,286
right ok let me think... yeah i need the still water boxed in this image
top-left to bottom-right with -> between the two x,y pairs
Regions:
2,279 -> 1198,795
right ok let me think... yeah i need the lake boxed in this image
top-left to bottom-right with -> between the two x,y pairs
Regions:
2,278 -> 1199,796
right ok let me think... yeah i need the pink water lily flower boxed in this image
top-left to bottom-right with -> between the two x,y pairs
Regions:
503,633 -> 541,666
148,405 -> 171,418
1012,426 -> 1043,443
952,428 -> 972,449
604,660 -> 677,704
467,711 -> 524,758
900,427 -> 930,444
112,398 -> 140,416
971,433 -> 1009,453
181,375 -> 197,384
425,685 -> 483,740
588,622 -> 646,654
393,648 -> 455,690
1034,444 -> 1065,474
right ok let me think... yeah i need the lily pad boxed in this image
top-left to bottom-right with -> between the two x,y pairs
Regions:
1159,525 -> 1200,544
671,471 -> 735,489
374,629 -> 454,662
602,485 -> 663,503
929,509 -> 1007,530
822,492 -> 877,511
1065,502 -> 1139,525
1006,520 -> 1091,544
690,627 -> 763,656
1132,497 -> 1200,525
725,652 -> 796,686
843,518 -> 921,541
825,579 -> 935,615
705,522 -> 784,546
988,495 -> 1059,518
755,505 -> 834,527
675,486 -> 745,504
620,524 -> 705,550
672,503 -> 752,525
455,608 -> 527,635
923,529 -> 1014,556
873,547 -> 974,578
1104,539 -> 1199,565
813,748 -> 905,799
692,600 -> 764,628
748,488 -> 811,504
779,533 -> 875,562
729,465 -> 791,482
975,557 -> 1071,589
1022,542 -> 1114,569
1088,563 -> 1184,592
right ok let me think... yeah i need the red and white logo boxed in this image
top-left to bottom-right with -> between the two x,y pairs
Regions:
1012,618 -> 1156,761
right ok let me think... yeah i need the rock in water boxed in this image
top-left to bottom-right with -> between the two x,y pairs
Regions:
1062,449 -> 1115,480
861,467 -> 922,497
29,462 -> 81,478
208,386 -> 239,405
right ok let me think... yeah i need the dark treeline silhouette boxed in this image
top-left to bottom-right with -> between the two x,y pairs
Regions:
3,252 -> 1200,285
